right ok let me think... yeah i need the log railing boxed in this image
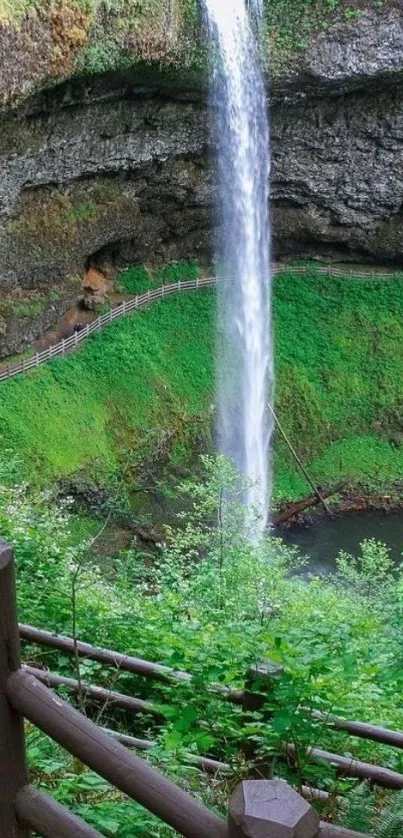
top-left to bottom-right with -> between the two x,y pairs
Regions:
19,621 -> 403,790
19,622 -> 403,751
0,539 -> 371,837
0,264 -> 400,385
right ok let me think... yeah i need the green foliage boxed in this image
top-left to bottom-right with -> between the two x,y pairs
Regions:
116,264 -> 152,294
1,262 -> 403,504
0,288 -> 63,320
4,454 -> 402,834
74,42 -> 134,76
343,783 -> 375,832
375,792 -> 403,838
342,784 -> 403,837
66,201 -> 99,222
2,0 -> 383,83
116,261 -> 198,295
335,538 -> 397,599
26,727 -> 175,836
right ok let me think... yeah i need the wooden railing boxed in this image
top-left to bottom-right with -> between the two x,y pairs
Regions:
0,277 -> 216,384
0,264 -> 400,385
0,539 -> 370,837
19,623 -> 403,791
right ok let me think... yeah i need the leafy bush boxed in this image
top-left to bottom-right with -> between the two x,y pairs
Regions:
0,452 -> 401,833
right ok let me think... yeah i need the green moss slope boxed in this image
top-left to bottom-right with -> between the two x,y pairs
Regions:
0,263 -> 402,501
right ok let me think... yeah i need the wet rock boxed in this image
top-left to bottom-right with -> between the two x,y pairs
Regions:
304,9 -> 403,88
0,278 -> 79,357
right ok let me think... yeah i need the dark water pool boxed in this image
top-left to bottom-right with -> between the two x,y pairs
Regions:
276,510 -> 403,576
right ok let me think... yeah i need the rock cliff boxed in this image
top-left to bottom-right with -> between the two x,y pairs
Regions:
1,3 -> 403,356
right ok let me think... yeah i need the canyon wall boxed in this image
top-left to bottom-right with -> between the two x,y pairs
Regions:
1,5 -> 403,355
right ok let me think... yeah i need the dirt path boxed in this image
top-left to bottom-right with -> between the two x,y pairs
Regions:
0,290 -> 132,372
32,292 -> 130,353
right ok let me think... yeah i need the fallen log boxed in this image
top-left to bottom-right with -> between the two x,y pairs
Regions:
268,402 -> 333,517
273,483 -> 345,526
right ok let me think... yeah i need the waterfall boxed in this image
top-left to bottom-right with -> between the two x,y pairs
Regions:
203,0 -> 273,533
248,0 -> 264,21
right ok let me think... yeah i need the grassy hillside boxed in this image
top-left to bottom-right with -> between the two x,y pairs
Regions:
273,269 -> 403,499
0,262 -> 402,503
0,263 -> 213,484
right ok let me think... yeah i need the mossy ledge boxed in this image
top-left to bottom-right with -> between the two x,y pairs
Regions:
0,1 -> 401,106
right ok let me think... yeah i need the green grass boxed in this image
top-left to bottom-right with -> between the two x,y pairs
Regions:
0,263 -> 402,501
274,270 -> 403,444
117,261 -> 198,295
0,262 -> 213,482
273,268 -> 403,499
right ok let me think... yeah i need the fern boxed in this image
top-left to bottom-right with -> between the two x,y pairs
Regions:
341,786 -> 403,837
374,791 -> 403,838
341,783 -> 375,833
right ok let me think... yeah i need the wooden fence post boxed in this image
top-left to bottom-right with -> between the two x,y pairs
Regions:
242,662 -> 284,774
16,786 -> 102,838
0,540 -> 28,836
229,780 -> 320,837
243,662 -> 283,713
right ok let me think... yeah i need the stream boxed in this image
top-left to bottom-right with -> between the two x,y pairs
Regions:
276,510 -> 403,576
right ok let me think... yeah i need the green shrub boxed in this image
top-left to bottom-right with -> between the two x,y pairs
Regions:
5,454 -> 403,834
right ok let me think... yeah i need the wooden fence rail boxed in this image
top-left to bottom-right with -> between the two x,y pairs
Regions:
0,264 -> 400,385
0,539 -> 371,836
19,621 -> 403,754
18,620 -> 403,801
15,787 -> 103,838
7,671 -> 228,838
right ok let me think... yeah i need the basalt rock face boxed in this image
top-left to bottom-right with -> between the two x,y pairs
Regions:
1,7 -> 403,356
271,80 -> 403,263
0,87 -> 210,290
0,82 -> 212,355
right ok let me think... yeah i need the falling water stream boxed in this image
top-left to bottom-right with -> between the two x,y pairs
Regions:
203,0 -> 273,532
